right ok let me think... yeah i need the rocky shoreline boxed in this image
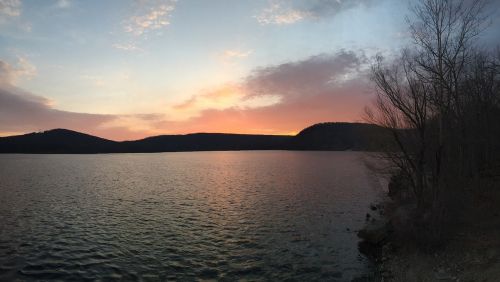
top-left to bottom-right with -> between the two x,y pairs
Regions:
357,192 -> 500,282
355,202 -> 391,281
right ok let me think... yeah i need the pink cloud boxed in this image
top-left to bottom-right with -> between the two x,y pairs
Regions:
167,50 -> 372,134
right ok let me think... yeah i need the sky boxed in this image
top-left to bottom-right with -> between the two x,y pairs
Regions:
0,0 -> 499,140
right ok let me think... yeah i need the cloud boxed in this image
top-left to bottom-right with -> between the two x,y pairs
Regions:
0,0 -> 20,16
176,50 -> 369,113
124,0 -> 176,36
0,85 -> 110,133
256,0 -> 373,25
169,50 -> 372,134
298,0 -> 374,17
0,57 -> 36,85
173,84 -> 281,120
255,2 -> 309,25
174,84 -> 244,111
245,50 -> 367,99
0,0 -> 21,20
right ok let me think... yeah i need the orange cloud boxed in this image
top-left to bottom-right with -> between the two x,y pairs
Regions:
159,79 -> 371,135
173,84 -> 281,120
156,50 -> 372,135
174,84 -> 242,110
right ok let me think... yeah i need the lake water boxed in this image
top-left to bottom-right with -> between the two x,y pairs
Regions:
0,151 -> 383,281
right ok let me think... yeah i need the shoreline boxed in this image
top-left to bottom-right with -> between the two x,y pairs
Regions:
358,189 -> 500,281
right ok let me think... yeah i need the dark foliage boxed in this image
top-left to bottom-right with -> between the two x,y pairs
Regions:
366,0 -> 500,249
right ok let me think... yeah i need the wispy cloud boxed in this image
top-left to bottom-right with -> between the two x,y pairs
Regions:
255,2 -> 309,25
124,0 -> 177,36
256,0 -> 373,25
0,57 -> 36,85
0,0 -> 21,20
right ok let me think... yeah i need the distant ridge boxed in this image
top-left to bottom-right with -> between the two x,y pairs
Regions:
0,122 -> 392,154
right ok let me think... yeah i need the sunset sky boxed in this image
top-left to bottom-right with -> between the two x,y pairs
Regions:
1,0 -> 499,140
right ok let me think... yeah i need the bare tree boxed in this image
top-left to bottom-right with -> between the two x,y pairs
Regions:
367,52 -> 432,210
366,0 -> 496,245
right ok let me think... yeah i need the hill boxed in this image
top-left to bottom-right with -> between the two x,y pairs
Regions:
0,129 -> 118,153
291,122 -> 392,151
0,122 -> 392,153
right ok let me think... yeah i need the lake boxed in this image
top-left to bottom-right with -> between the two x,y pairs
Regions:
0,151 -> 383,281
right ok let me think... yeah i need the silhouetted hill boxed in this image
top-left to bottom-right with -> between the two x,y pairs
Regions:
0,123 -> 392,153
0,129 -> 118,153
291,122 -> 392,151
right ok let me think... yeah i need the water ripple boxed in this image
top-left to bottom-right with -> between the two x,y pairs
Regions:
0,151 -> 379,281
